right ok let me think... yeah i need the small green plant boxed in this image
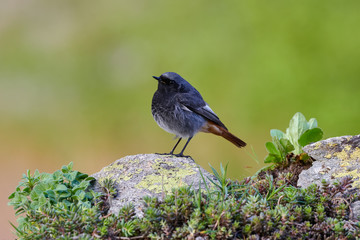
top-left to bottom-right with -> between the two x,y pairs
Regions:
99,178 -> 118,199
265,112 -> 323,164
207,163 -> 231,199
8,162 -> 102,238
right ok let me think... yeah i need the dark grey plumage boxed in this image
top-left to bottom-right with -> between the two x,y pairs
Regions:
152,72 -> 246,156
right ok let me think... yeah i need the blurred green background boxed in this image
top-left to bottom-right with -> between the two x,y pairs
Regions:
1,0 -> 360,237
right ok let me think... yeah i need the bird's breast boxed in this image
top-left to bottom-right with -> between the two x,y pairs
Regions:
151,93 -> 206,138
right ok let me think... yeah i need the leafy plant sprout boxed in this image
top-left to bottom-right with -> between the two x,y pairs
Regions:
265,112 -> 323,165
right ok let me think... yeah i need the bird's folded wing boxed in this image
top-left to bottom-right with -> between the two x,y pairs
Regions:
178,93 -> 228,130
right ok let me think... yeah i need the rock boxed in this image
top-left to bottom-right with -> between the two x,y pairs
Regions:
298,135 -> 360,188
351,201 -> 360,220
195,237 -> 206,240
91,154 -> 216,217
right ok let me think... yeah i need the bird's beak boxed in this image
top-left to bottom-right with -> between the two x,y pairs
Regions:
152,76 -> 160,81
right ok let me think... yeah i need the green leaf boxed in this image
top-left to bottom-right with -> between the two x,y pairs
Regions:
44,190 -> 56,202
52,170 -> 62,181
55,184 -> 68,192
64,171 -> 78,182
22,187 -> 31,194
265,142 -> 280,155
85,176 -> 96,182
76,172 -> 89,181
59,191 -> 71,199
8,192 -> 15,200
308,118 -> 318,129
74,190 -> 86,201
279,138 -> 294,153
264,154 -> 282,164
285,112 -> 309,154
62,162 -> 73,173
9,221 -> 22,235
287,112 -> 308,138
298,128 -> 323,147
270,129 -> 285,139
37,194 -> 47,207
30,184 -> 47,201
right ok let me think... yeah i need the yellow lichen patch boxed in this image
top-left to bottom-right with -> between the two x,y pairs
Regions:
331,143 -> 360,188
328,142 -> 338,148
122,174 -> 132,181
340,161 -> 350,167
125,158 -> 141,165
333,169 -> 360,188
103,163 -> 124,172
98,172 -> 116,184
154,157 -> 174,165
333,149 -> 350,161
136,174 -> 186,193
313,142 -> 322,150
119,168 -> 143,181
134,168 -> 143,174
350,147 -> 360,160
101,161 -> 145,182
178,162 -> 195,169
344,145 -> 351,151
135,163 -> 196,193
324,154 -> 332,159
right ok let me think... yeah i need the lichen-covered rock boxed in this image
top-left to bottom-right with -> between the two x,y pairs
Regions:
351,201 -> 360,220
91,154 -> 216,217
298,135 -> 360,188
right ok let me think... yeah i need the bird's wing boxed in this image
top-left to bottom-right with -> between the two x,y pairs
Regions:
177,93 -> 228,130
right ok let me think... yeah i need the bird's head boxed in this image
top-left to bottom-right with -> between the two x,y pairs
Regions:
153,72 -> 191,93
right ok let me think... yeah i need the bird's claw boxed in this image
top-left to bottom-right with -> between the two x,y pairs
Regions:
154,152 -> 193,159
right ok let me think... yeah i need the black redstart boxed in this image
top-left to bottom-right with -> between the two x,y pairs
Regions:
152,72 -> 246,157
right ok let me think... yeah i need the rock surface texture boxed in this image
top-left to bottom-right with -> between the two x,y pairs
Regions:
298,135 -> 360,220
92,154 -> 215,217
298,134 -> 360,188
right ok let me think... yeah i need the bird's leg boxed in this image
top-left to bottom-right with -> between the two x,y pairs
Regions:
175,137 -> 192,157
169,138 -> 182,155
156,138 -> 182,156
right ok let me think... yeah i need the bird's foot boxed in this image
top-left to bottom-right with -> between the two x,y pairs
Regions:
155,152 -> 173,156
154,152 -> 193,160
174,153 -> 193,159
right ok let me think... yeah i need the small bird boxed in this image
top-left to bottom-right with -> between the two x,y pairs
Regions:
151,72 -> 246,157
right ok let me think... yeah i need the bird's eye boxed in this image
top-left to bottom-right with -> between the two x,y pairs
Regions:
160,77 -> 175,85
160,76 -> 168,84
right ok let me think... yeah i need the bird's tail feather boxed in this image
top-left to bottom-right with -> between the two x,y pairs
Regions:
221,128 -> 246,148
200,121 -> 246,148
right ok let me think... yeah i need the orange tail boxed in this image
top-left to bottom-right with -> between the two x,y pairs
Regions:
200,121 -> 246,148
